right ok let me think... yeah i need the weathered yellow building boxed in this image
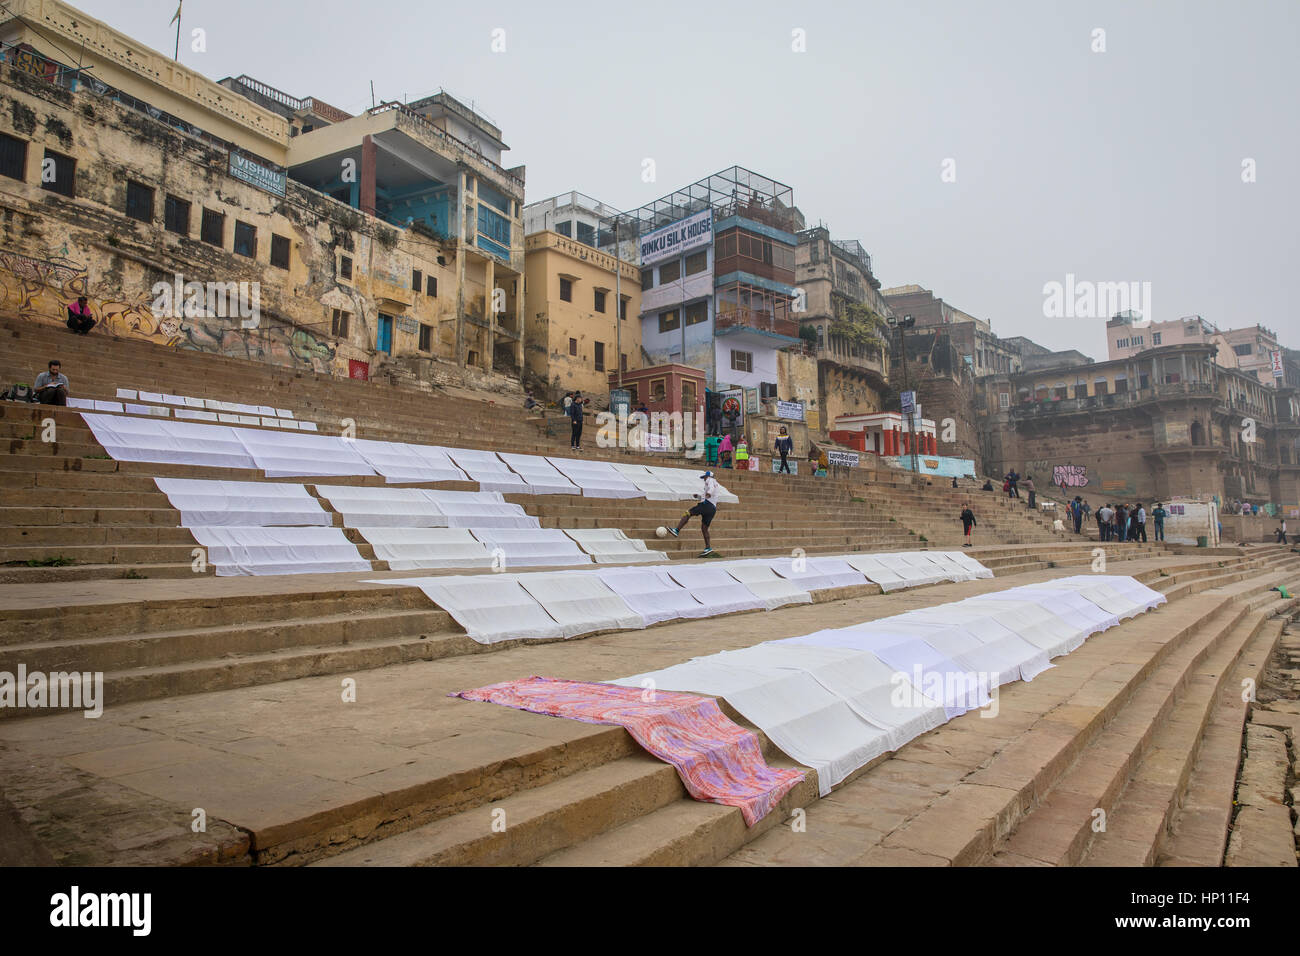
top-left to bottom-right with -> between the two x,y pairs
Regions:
523,228 -> 640,400
0,0 -> 526,385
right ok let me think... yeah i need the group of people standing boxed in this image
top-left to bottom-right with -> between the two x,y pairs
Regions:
1093,501 -> 1167,542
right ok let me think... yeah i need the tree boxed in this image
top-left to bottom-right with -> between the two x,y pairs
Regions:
829,302 -> 888,355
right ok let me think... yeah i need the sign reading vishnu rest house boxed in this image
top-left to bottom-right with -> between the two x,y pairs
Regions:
229,151 -> 288,197
639,210 -> 712,266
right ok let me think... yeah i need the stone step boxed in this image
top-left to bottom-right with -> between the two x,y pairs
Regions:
990,582 -> 1295,866
1157,618 -> 1296,866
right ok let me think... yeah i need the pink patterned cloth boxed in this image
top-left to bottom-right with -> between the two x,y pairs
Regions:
452,676 -> 805,826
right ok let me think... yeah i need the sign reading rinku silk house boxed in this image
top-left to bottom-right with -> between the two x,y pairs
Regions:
639,210 -> 712,265
229,152 -> 288,197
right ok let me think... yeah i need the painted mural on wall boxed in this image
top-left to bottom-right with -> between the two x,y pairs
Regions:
0,247 -> 337,374
1051,464 -> 1089,488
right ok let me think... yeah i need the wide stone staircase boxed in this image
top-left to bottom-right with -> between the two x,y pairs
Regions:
2,311 -> 1293,869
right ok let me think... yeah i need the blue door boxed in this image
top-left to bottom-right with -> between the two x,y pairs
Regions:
378,314 -> 393,354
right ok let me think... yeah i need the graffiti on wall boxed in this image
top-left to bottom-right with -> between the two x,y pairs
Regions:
1052,463 -> 1089,488
0,248 -> 337,373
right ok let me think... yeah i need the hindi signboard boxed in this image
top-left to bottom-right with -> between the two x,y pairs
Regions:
775,400 -> 805,421
827,450 -> 860,468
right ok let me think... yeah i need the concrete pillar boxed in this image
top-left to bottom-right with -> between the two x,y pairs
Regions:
484,258 -> 495,374
360,136 -> 377,217
455,168 -> 466,368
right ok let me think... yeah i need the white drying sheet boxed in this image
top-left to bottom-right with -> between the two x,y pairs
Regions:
1024,575 -> 1167,618
375,574 -> 566,643
348,439 -> 468,484
446,449 -> 529,494
722,562 -> 813,610
780,626 -> 992,719
424,490 -> 538,529
935,550 -> 995,580
82,414 -> 257,470
469,528 -> 591,568
234,428 -> 375,479
992,586 -> 1120,636
611,463 -> 678,500
563,528 -> 660,564
154,477 -> 330,527
314,484 -> 448,528
878,610 -> 1053,684
498,453 -> 580,495
666,564 -> 768,614
962,592 -> 1100,656
769,556 -> 870,592
188,526 -> 370,576
592,566 -> 710,626
546,457 -> 645,499
842,554 -> 909,592
358,527 -> 495,570
515,572 -> 645,635
613,657 -> 892,796
645,465 -> 740,504
710,642 -> 947,755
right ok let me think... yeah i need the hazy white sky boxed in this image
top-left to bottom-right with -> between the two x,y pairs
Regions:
71,0 -> 1300,358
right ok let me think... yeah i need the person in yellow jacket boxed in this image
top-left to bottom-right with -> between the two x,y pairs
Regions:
734,439 -> 750,469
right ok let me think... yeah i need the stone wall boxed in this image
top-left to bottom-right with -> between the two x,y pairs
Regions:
0,62 -> 501,389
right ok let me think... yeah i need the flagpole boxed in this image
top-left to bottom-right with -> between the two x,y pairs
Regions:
173,5 -> 181,61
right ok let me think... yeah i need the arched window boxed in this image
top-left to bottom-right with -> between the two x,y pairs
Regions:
1190,420 -> 1205,446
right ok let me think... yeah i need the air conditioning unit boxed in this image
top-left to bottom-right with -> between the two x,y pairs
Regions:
760,382 -> 778,399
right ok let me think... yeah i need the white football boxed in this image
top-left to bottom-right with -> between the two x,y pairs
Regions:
655,526 -> 669,538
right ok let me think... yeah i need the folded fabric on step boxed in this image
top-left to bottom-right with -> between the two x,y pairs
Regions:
451,676 -> 804,825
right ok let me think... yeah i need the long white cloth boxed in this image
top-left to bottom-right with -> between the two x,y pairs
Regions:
234,429 -> 375,479
611,463 -> 679,500
592,566 -> 711,625
188,526 -> 370,576
514,572 -> 646,634
546,457 -> 645,499
498,453 -> 580,496
424,490 -> 538,529
351,439 -> 469,484
666,564 -> 768,614
446,449 -> 529,494
315,484 -> 448,527
154,477 -> 330,527
359,527 -> 496,570
469,528 -> 591,568
82,414 -> 256,470
381,574 -> 567,643
768,556 -> 870,592
723,561 -> 813,610
563,528 -> 659,564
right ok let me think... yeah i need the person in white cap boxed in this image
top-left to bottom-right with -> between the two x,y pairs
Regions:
666,470 -> 721,556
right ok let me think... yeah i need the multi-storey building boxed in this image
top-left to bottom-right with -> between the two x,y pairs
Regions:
793,227 -> 890,427
977,344 -> 1300,507
522,193 -> 640,398
0,0 -> 524,386
604,167 -> 805,398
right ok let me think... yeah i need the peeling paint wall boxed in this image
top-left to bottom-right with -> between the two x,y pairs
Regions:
0,62 -> 503,386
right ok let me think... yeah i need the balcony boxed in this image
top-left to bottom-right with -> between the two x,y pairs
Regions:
715,308 -> 800,341
1008,381 -> 1219,419
816,344 -> 886,378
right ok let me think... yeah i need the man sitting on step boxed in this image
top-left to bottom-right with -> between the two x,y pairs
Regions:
34,359 -> 70,406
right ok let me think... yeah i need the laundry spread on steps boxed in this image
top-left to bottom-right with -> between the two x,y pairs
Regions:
451,676 -> 806,826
